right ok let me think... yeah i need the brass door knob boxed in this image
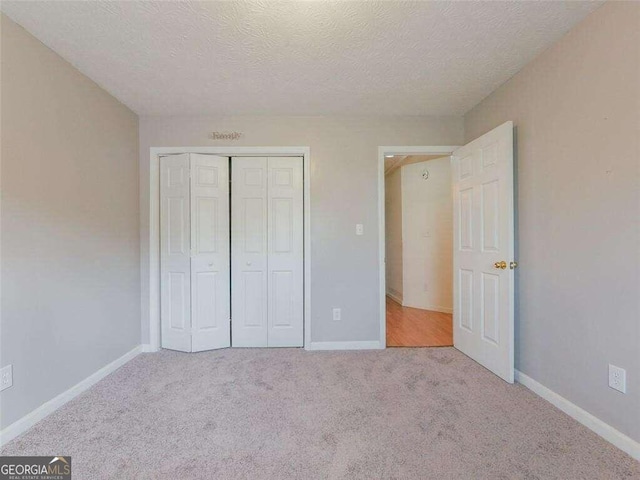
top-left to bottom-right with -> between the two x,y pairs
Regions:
494,261 -> 507,270
510,261 -> 518,269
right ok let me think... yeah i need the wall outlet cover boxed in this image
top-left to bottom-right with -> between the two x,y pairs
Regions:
608,364 -> 626,394
1,365 -> 13,392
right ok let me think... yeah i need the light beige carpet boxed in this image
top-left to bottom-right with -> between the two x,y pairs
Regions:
2,348 -> 639,479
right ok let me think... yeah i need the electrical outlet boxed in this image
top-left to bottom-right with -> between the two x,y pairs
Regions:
608,364 -> 626,394
332,308 -> 341,321
0,365 -> 13,392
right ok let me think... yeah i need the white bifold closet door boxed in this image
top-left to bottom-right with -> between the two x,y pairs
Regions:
160,153 -> 230,352
231,157 -> 303,347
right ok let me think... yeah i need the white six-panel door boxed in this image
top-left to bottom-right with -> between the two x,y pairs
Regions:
160,154 -> 192,352
232,157 -> 304,347
267,157 -> 304,347
452,121 -> 515,383
190,154 -> 231,352
160,154 -> 231,352
231,157 -> 269,347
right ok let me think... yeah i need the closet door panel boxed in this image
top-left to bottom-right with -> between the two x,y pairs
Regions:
267,157 -> 304,347
231,157 -> 268,347
160,154 -> 192,352
190,154 -> 231,352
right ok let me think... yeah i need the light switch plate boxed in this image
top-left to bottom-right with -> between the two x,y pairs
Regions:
356,224 -> 364,236
332,308 -> 341,321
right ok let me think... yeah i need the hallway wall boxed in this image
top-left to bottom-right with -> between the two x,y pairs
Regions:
401,157 -> 453,312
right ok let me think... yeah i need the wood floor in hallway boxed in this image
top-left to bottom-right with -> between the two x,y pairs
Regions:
386,297 -> 453,347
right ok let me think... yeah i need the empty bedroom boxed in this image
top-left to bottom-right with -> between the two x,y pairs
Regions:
0,1 -> 638,478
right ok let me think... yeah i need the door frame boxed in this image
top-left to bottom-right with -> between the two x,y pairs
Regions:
378,146 -> 460,347
147,146 -> 311,352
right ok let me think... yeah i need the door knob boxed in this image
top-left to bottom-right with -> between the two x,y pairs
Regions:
494,261 -> 507,270
510,261 -> 518,270
246,261 -> 252,266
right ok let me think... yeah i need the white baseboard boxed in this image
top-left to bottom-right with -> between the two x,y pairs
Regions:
401,301 -> 453,314
305,341 -> 384,351
515,370 -> 640,461
0,345 -> 143,447
426,305 -> 453,314
386,292 -> 403,305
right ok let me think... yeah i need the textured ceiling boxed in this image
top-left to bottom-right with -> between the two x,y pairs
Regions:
1,1 -> 603,116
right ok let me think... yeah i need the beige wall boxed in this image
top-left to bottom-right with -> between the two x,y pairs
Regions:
140,116 -> 464,345
0,16 -> 140,429
401,157 -> 452,312
385,167 -> 403,302
465,1 -> 640,442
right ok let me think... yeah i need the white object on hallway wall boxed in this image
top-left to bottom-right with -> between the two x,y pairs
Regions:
401,157 -> 453,313
452,121 -> 515,383
160,154 -> 230,352
356,224 -> 364,236
232,157 -> 304,347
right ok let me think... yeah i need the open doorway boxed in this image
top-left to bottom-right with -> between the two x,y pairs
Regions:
379,126 -> 515,379
378,126 -> 518,383
383,153 -> 454,347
